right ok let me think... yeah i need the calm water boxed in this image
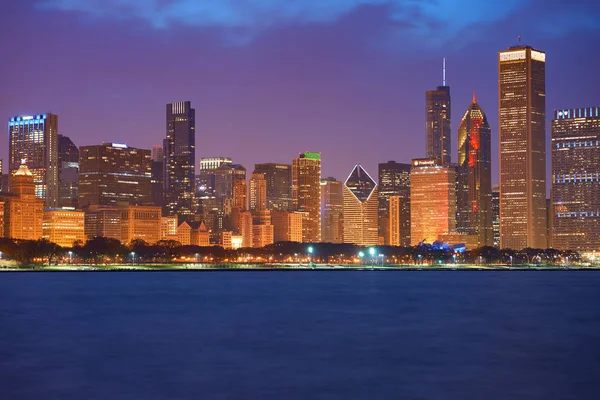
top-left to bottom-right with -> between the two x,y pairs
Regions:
1,271 -> 599,399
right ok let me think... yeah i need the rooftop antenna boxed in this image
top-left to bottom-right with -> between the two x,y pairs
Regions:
518,35 -> 521,44
442,58 -> 446,86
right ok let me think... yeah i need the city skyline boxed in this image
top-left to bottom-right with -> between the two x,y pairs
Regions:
2,1 -> 599,186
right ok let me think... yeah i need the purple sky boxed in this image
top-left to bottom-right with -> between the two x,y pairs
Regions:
1,0 -> 599,185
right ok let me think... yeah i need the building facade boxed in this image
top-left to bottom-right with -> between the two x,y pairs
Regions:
426,85 -> 451,165
410,158 -> 456,245
320,177 -> 343,244
492,185 -> 500,248
84,206 -> 122,241
249,173 -> 267,212
343,165 -> 378,246
456,94 -> 493,247
164,101 -> 195,220
292,152 -> 321,243
378,161 -> 411,246
79,143 -> 152,207
551,106 -> 600,251
57,134 -> 79,208
498,45 -> 546,249
253,163 -> 292,211
271,211 -> 303,243
8,114 -> 59,207
43,209 -> 85,247
4,164 -> 44,240
120,205 -> 162,245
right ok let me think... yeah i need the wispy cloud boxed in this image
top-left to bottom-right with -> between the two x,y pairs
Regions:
36,0 -> 599,48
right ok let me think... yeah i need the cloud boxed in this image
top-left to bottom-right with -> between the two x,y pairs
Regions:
36,0 -> 599,48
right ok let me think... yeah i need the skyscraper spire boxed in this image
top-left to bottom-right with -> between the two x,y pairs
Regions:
442,57 -> 446,86
472,90 -> 477,104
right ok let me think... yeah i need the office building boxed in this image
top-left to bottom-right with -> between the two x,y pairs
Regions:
161,216 -> 178,240
8,114 -> 58,207
249,173 -> 267,212
164,101 -> 195,220
320,177 -> 343,243
200,157 -> 232,171
271,211 -> 303,243
292,152 -> 321,242
253,224 -> 274,248
4,164 -> 44,240
151,145 -> 164,162
426,66 -> 451,165
57,135 -> 79,208
79,143 -> 152,207
378,161 -> 411,246
410,158 -> 456,245
43,208 -> 85,247
253,163 -> 292,211
120,205 -> 162,245
343,165 -> 378,246
551,106 -> 600,251
84,206 -> 122,241
492,185 -> 500,248
499,45 -> 546,249
456,94 -> 493,247
388,196 -> 402,246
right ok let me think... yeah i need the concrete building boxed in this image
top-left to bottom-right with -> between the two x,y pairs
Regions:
4,164 -> 44,240
410,158 -> 456,245
249,173 -> 267,212
253,163 -> 292,211
271,211 -> 303,243
342,165 -> 378,246
499,45 -> 546,249
84,206 -> 122,241
43,208 -> 85,247
378,161 -> 411,246
292,152 -> 321,242
320,177 -> 343,244
120,205 -> 162,245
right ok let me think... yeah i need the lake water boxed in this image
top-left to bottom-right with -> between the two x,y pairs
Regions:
1,271 -> 599,399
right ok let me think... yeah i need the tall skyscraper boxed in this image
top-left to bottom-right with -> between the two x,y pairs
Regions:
456,93 -> 493,247
8,114 -> 58,207
492,185 -> 500,248
426,62 -> 451,165
320,177 -> 343,244
57,134 -> 79,208
249,173 -> 267,212
551,106 -> 600,251
5,163 -> 44,240
253,163 -> 292,211
410,158 -> 456,245
292,152 -> 321,243
78,143 -> 152,207
378,161 -> 411,246
164,101 -> 195,220
343,165 -> 378,246
499,45 -> 546,249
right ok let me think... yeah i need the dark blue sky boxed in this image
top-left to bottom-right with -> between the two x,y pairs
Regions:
1,0 -> 599,184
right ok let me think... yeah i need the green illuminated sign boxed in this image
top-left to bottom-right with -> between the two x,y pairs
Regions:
303,152 -> 321,160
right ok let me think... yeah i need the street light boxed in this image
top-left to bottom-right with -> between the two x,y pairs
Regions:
195,253 -> 199,264
131,251 -> 136,265
68,251 -> 73,265
378,254 -> 384,266
307,246 -> 314,266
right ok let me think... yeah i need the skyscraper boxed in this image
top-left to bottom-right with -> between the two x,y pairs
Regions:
498,45 -> 546,249
343,165 -> 378,246
292,152 -> 321,243
8,114 -> 58,207
5,164 -> 44,240
456,93 -> 493,247
426,63 -> 451,165
151,145 -> 164,207
551,106 -> 600,251
378,161 -> 411,246
253,163 -> 292,211
249,173 -> 267,212
78,143 -> 152,207
164,101 -> 195,220
492,185 -> 500,248
57,134 -> 79,208
410,158 -> 456,245
320,177 -> 343,244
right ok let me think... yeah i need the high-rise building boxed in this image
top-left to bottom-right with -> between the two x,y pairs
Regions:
426,66 -> 451,165
388,196 -> 402,246
0,159 -> 3,191
151,145 -> 164,208
378,161 -> 411,246
410,158 -> 456,245
196,157 -> 234,212
4,164 -> 44,240
499,45 -> 546,249
253,163 -> 292,211
320,177 -> 343,243
43,208 -> 85,247
84,206 -> 122,241
8,114 -> 59,207
57,135 -> 79,208
343,165 -> 378,246
200,157 -> 232,171
456,93 -> 493,247
164,101 -> 195,220
151,145 -> 164,162
271,211 -> 303,243
249,173 -> 267,212
292,152 -> 321,243
551,106 -> 600,251
78,143 -> 152,207
492,185 -> 500,248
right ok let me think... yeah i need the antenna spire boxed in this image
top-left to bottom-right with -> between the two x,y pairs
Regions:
518,35 -> 521,44
442,58 -> 446,86
472,90 -> 477,104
